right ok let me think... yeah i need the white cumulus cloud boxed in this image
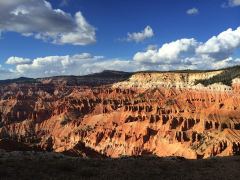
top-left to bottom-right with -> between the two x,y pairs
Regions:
6,57 -> 31,65
0,0 -> 96,45
133,26 -> 240,69
133,38 -> 198,64
1,27 -> 240,80
196,27 -> 240,59
1,53 -> 145,79
126,26 -> 154,43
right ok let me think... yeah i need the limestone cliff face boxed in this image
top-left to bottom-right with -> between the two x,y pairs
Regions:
113,70 -> 223,89
0,68 -> 240,159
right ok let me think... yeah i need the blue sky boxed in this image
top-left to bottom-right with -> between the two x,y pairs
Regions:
0,0 -> 240,79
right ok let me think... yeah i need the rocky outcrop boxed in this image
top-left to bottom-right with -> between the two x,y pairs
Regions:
0,67 -> 240,159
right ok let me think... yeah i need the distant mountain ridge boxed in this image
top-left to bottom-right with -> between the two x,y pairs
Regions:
1,65 -> 240,87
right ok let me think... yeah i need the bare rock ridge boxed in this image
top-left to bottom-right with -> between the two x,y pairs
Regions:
0,66 -> 240,159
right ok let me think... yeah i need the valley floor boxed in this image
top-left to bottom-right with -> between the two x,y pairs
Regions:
0,151 -> 239,180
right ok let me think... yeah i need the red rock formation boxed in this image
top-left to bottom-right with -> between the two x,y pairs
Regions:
0,68 -> 240,159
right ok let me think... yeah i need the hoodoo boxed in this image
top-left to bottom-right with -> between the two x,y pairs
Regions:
1,67 -> 240,159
